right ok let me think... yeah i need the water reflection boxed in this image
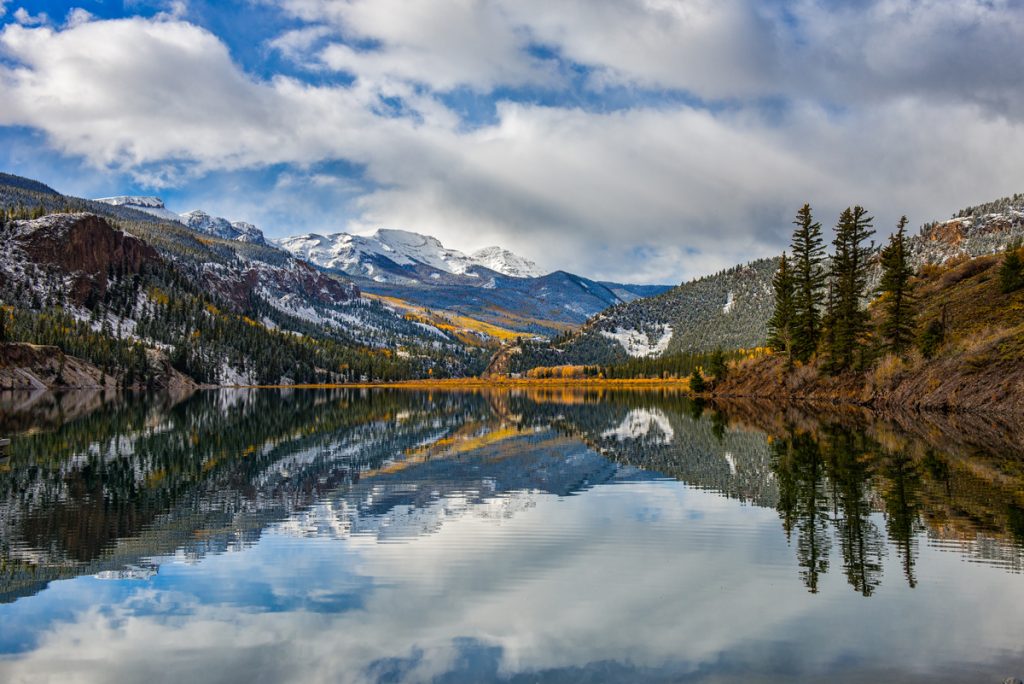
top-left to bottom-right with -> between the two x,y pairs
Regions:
0,388 -> 1022,682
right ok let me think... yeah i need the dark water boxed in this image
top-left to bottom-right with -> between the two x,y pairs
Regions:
0,388 -> 1022,683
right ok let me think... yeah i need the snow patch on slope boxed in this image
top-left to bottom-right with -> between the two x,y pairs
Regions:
600,325 -> 673,357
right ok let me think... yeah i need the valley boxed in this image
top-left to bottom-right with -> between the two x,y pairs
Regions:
2,171 -> 1023,416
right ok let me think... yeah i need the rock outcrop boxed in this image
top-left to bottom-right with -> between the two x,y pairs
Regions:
3,213 -> 160,306
0,343 -> 114,390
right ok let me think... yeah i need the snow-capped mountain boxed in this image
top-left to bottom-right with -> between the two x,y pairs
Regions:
180,210 -> 267,245
93,197 -> 267,245
93,196 -> 182,223
470,246 -> 544,278
278,228 -> 543,282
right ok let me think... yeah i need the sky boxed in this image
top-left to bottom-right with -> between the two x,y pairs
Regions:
1,1 -> 1023,284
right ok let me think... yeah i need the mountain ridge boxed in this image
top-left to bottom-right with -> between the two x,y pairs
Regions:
277,228 -> 544,280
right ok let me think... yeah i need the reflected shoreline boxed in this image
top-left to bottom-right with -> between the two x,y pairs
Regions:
0,387 -> 1022,605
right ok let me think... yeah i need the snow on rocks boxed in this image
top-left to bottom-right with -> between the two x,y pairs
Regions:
600,324 -> 673,357
278,228 -> 541,281
94,196 -> 183,223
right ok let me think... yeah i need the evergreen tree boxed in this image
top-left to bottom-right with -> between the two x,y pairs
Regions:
999,241 -> 1024,294
878,216 -> 916,353
689,367 -> 706,393
767,252 -> 796,362
708,348 -> 728,383
790,204 -> 827,362
826,206 -> 875,371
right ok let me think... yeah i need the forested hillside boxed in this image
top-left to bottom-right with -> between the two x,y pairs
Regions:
0,173 -> 488,385
511,193 -> 1024,373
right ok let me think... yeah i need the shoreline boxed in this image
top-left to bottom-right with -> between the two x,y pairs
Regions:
201,377 -> 695,390
6,376 -> 1023,416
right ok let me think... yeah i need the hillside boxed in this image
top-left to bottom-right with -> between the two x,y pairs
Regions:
713,248 -> 1024,413
513,194 -> 1024,370
0,173 -> 489,384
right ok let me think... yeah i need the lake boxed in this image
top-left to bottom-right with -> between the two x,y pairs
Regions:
0,388 -> 1022,683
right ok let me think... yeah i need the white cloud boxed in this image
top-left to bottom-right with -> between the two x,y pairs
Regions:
267,24 -> 333,63
275,0 -> 561,91
270,0 -> 1024,117
0,18 -> 383,176
64,8 -> 95,28
13,7 -> 49,26
2,6 -> 1024,281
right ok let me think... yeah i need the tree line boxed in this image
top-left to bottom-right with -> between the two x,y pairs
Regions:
767,203 -> 1024,371
765,204 -> 918,371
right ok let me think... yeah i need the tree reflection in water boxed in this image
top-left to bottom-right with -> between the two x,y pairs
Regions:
0,388 -> 1022,604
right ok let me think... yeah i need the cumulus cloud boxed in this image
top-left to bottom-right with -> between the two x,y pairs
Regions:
0,18 -> 384,177
272,0 -> 1024,117
63,7 -> 94,28
273,0 -> 561,91
2,3 -> 1024,281
12,6 -> 49,26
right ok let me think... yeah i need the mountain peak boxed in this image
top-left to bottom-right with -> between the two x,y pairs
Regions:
470,246 -> 543,278
95,196 -> 166,209
94,195 -> 182,223
180,209 -> 267,245
280,228 -> 540,282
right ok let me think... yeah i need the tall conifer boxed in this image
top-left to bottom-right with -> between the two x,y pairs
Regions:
790,204 -> 827,362
878,216 -> 916,353
767,252 -> 796,363
827,206 -> 875,370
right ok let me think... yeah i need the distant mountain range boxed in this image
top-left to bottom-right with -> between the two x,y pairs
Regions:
277,230 -> 670,335
94,193 -> 672,337
0,171 -> 669,384
94,196 -> 269,245
10,170 -> 1019,382
278,229 -> 543,280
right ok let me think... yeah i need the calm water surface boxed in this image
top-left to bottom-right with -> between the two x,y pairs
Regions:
0,388 -> 1022,683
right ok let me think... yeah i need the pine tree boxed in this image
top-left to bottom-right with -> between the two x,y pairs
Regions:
826,206 -> 875,371
878,216 -> 916,353
999,241 -> 1024,294
767,252 -> 796,363
689,367 -> 706,394
790,204 -> 827,362
708,348 -> 728,383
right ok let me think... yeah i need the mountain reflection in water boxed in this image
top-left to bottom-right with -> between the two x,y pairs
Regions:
0,388 -> 1022,683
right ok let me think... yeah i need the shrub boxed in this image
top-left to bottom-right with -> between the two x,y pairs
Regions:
869,353 -> 905,390
919,319 -> 945,359
999,242 -> 1024,294
708,348 -> 728,382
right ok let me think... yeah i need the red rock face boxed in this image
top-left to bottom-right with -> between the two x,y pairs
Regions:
202,257 -> 360,311
924,217 -> 1014,247
14,214 -> 160,306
